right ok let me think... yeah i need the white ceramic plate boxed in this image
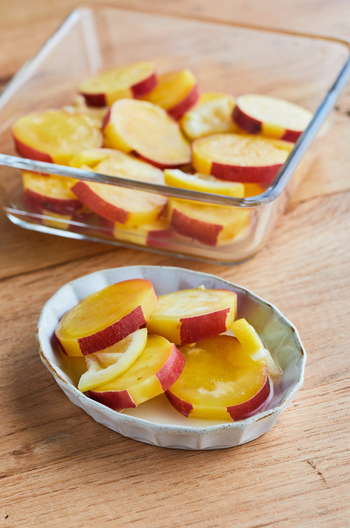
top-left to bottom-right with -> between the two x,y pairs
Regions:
37,266 -> 306,450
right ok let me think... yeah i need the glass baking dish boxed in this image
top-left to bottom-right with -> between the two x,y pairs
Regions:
0,6 -> 349,264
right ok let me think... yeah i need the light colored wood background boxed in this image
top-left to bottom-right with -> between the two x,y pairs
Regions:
1,1 -> 350,527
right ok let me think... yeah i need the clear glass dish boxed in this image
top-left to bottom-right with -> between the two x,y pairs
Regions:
0,6 -> 349,264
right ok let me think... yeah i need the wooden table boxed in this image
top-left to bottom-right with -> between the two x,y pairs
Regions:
1,1 -> 350,526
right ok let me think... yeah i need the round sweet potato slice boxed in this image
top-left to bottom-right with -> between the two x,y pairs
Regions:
55,279 -> 158,357
12,110 -> 102,165
146,287 -> 237,344
142,69 -> 199,120
192,133 -> 293,185
181,92 -> 238,139
232,94 -> 312,142
164,169 -> 244,197
89,334 -> 185,410
103,99 -> 191,168
166,335 -> 270,421
22,172 -> 83,215
70,149 -> 167,226
79,62 -> 157,107
167,199 -> 250,246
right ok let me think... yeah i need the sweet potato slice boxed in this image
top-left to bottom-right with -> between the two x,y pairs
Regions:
12,110 -> 102,165
89,334 -> 185,410
71,148 -> 164,183
72,180 -> 167,226
64,95 -> 109,127
192,133 -> 293,185
71,150 -> 167,226
167,199 -> 250,246
22,171 -> 83,215
142,69 -> 199,120
55,279 -> 158,357
181,92 -> 239,139
79,62 -> 157,107
164,169 -> 244,197
166,335 -> 270,421
100,217 -> 174,249
103,99 -> 191,168
146,287 -> 237,345
39,210 -> 75,231
23,205 -> 93,232
232,94 -> 312,142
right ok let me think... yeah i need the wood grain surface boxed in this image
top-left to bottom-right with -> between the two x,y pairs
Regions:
1,1 -> 350,527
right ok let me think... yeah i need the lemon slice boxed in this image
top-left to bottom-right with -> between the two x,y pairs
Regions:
232,318 -> 281,377
78,328 -> 148,392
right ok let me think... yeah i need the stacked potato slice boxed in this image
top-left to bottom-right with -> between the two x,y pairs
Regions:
56,279 -> 280,421
12,61 -> 312,250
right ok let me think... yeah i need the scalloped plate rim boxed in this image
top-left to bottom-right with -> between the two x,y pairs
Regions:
36,265 -> 306,447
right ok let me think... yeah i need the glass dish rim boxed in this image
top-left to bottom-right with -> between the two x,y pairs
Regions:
1,4 -> 350,209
